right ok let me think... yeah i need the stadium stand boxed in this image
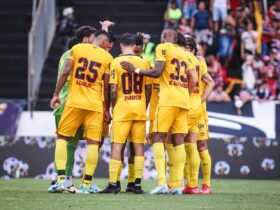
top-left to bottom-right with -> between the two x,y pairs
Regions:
36,0 -> 167,110
0,0 -> 32,99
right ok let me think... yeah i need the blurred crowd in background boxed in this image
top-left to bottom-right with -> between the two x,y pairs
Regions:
164,0 -> 280,113
54,0 -> 279,116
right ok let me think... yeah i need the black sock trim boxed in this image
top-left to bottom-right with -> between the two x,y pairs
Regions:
57,170 -> 65,176
84,174 -> 93,181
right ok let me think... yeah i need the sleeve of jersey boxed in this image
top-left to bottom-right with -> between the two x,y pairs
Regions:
67,46 -> 76,60
155,44 -> 167,62
187,57 -> 194,71
144,60 -> 152,85
200,61 -> 208,76
105,54 -> 114,75
109,60 -> 118,84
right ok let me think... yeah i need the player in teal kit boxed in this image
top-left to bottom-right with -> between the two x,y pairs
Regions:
48,36 -> 83,193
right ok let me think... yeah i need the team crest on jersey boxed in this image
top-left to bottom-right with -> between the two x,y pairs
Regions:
161,50 -> 166,55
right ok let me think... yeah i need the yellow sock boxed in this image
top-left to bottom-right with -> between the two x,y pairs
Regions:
185,142 -> 200,188
55,139 -> 67,182
128,164 -> 135,183
172,144 -> 186,187
134,156 -> 144,180
184,150 -> 190,185
153,142 -> 166,185
199,150 -> 211,186
82,144 -> 99,187
165,143 -> 176,187
109,159 -> 122,183
117,162 -> 123,182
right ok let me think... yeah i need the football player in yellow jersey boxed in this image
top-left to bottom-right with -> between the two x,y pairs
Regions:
101,34 -> 151,194
50,31 -> 113,194
121,28 -> 198,195
181,36 -> 215,194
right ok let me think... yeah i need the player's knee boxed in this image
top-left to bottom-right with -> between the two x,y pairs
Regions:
184,132 -> 197,143
172,134 -> 185,146
197,141 -> 208,152
152,132 -> 166,143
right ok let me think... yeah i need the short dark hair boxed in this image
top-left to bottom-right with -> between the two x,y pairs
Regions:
135,34 -> 143,46
119,33 -> 136,46
75,26 -> 96,42
176,32 -> 187,47
185,36 -> 198,55
108,31 -> 116,43
94,30 -> 110,39
68,36 -> 79,49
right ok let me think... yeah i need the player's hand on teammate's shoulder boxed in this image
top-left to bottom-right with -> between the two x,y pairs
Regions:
120,61 -> 135,73
50,94 -> 61,109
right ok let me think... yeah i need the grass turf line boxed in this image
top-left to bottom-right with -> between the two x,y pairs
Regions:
0,179 -> 280,210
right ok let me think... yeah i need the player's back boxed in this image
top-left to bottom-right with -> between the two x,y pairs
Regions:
66,43 -> 113,112
110,55 -> 149,121
155,42 -> 193,110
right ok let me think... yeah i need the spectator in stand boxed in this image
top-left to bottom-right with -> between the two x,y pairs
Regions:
210,0 -> 230,33
217,9 -> 236,60
235,5 -> 250,36
206,54 -> 223,87
181,0 -> 197,23
269,0 -> 280,28
254,82 -> 273,100
178,17 -> 191,34
208,84 -> 231,102
261,15 -> 275,56
191,1 -> 213,55
142,33 -> 155,65
242,55 -> 256,91
234,83 -> 253,115
260,55 -> 277,95
252,53 -> 263,82
58,7 -> 78,49
164,0 -> 183,28
241,21 -> 258,59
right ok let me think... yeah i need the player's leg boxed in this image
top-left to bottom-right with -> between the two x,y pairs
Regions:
168,108 -> 188,195
51,107 -> 84,193
126,142 -> 135,192
197,122 -> 212,194
79,111 -> 103,194
182,114 -> 201,194
129,120 -> 146,194
165,134 -> 176,189
149,106 -> 176,194
101,121 -> 130,193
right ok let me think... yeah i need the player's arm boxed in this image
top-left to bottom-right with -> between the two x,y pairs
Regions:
50,59 -> 73,108
201,72 -> 215,103
110,84 -> 118,109
103,73 -> 111,123
120,61 -> 165,78
188,68 -> 197,94
100,20 -> 115,32
145,84 -> 152,109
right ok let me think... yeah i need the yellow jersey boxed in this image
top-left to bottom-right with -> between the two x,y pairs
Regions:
66,43 -> 113,112
188,53 -> 207,116
149,78 -> 160,120
155,43 -> 194,110
199,59 -> 209,121
110,55 -> 151,121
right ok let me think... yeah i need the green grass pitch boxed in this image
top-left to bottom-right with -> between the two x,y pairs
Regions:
0,179 -> 280,210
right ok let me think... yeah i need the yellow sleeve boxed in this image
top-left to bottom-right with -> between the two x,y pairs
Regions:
105,54 -> 113,75
186,57 -> 194,71
143,59 -> 152,85
109,60 -> 118,84
155,43 -> 167,62
200,61 -> 208,76
67,46 -> 77,60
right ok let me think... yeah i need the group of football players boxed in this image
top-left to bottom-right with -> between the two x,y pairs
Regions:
48,20 -> 215,195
